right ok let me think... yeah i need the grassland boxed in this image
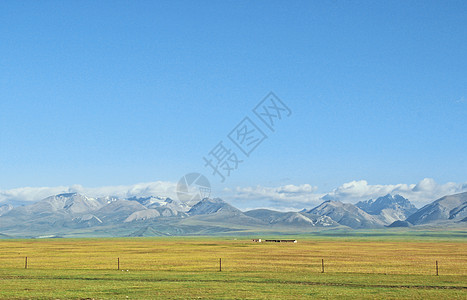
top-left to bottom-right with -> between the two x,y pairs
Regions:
0,234 -> 466,299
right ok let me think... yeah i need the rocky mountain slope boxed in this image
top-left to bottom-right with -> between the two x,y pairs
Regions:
0,204 -> 13,216
356,194 -> 418,224
306,200 -> 385,229
244,209 -> 338,227
406,192 -> 467,225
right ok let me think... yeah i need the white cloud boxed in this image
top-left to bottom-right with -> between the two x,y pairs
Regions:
0,186 -> 72,203
221,178 -> 467,210
0,181 -> 178,204
322,180 -> 413,202
233,184 -> 318,201
322,178 -> 467,207
222,184 -> 322,211
1,178 -> 466,211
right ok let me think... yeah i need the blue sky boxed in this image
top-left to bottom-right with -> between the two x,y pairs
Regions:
0,1 -> 466,208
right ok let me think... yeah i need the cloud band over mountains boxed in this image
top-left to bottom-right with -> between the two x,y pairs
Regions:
1,178 -> 466,210
0,181 -> 178,205
221,178 -> 467,210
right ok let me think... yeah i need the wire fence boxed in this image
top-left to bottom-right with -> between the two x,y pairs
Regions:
0,240 -> 465,276
1,255 -> 465,276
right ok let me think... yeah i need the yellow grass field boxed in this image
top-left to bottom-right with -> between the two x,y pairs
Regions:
0,236 -> 466,299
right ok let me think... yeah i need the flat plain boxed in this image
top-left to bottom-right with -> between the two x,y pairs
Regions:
0,232 -> 466,299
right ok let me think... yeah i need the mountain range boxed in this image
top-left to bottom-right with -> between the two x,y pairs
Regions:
0,191 -> 465,238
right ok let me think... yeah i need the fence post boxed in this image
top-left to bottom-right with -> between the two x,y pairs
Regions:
118,257 -> 120,270
25,257 -> 28,269
219,258 -> 222,272
436,260 -> 438,276
321,259 -> 324,273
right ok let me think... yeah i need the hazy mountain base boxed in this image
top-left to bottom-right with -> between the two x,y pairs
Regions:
1,219 -> 466,239
0,216 -> 343,238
